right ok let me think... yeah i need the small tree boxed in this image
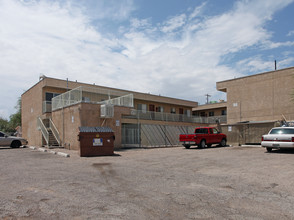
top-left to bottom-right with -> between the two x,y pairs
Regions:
0,117 -> 9,132
0,98 -> 22,134
9,97 -> 21,129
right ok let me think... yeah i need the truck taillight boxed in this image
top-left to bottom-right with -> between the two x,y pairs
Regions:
261,137 -> 264,141
292,137 -> 294,142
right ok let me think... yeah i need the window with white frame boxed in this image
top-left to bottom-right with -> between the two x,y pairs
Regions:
170,107 -> 176,114
156,106 -> 164,112
137,103 -> 147,113
184,109 -> 191,117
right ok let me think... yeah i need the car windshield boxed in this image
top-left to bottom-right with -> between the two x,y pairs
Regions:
269,128 -> 294,134
0,131 -> 9,137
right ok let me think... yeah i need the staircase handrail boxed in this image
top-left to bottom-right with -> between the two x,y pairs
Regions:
49,118 -> 61,145
37,117 -> 49,145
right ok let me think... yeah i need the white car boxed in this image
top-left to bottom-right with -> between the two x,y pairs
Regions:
261,127 -> 294,152
0,131 -> 28,148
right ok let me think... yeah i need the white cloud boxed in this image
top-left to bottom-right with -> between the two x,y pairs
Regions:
236,56 -> 275,73
235,55 -> 294,74
189,2 -> 206,20
262,40 -> 294,49
161,14 -> 187,33
0,0 -> 294,118
287,30 -> 294,36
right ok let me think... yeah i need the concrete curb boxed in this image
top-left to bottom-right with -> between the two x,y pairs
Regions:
38,148 -> 47,152
57,152 -> 70,158
28,146 -> 70,158
49,150 -> 57,155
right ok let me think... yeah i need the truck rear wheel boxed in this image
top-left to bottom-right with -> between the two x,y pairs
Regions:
220,139 -> 226,147
184,144 -> 190,149
198,140 -> 206,149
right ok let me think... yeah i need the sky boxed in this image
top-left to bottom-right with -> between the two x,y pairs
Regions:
1,0 -> 294,119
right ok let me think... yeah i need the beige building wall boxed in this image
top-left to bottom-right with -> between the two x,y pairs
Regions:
217,67 -> 294,124
21,81 -> 43,146
51,102 -> 133,150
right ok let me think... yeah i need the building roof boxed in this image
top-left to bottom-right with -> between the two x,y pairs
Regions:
23,76 -> 198,107
216,66 -> 294,92
193,101 -> 227,111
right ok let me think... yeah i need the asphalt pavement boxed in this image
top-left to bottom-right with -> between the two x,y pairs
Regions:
1,145 -> 294,219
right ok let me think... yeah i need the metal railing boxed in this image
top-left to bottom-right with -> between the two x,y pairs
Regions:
52,86 -> 134,111
43,101 -> 52,113
37,117 -> 49,145
49,118 -> 60,145
52,87 -> 82,111
101,94 -> 133,107
123,110 -> 227,124
206,115 -> 227,124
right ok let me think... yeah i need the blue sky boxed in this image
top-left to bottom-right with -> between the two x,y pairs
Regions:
0,0 -> 294,119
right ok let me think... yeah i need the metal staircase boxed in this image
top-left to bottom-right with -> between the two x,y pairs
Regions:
37,117 -> 61,148
48,129 -> 59,146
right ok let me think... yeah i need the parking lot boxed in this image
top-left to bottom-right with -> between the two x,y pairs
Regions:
1,145 -> 294,219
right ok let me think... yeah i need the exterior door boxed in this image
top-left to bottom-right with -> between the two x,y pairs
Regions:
149,104 -> 155,111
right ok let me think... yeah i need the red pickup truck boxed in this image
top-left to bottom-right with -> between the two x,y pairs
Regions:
179,127 -> 227,149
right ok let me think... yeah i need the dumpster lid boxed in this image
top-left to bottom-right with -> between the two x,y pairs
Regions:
79,127 -> 113,133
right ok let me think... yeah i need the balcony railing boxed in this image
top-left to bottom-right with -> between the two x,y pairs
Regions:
123,110 -> 227,124
43,101 -> 52,113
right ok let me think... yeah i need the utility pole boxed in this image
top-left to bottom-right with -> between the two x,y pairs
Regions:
205,94 -> 211,104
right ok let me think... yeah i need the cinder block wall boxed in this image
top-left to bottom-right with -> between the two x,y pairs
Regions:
21,82 -> 43,146
218,67 -> 294,124
52,103 -> 132,150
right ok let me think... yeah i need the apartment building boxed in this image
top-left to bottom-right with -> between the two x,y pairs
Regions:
192,101 -> 227,124
22,76 -> 204,150
217,66 -> 294,124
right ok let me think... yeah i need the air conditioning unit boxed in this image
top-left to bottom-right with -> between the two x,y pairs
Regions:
101,104 -> 114,118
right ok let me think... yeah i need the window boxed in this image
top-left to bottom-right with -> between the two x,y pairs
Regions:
170,108 -> 176,114
209,111 -> 214,116
270,128 -> 294,134
195,128 -> 208,134
184,109 -> 191,117
156,106 -> 164,112
0,132 -> 4,137
221,110 -> 227,115
193,112 -> 199,116
200,112 -> 206,117
213,128 -> 219,134
45,92 -> 60,101
137,104 -> 147,113
82,97 -> 91,102
149,104 -> 155,112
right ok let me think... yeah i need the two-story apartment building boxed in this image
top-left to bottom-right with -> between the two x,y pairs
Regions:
22,76 -> 206,150
193,66 -> 294,145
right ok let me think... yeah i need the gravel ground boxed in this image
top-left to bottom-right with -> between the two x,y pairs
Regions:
1,145 -> 294,219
